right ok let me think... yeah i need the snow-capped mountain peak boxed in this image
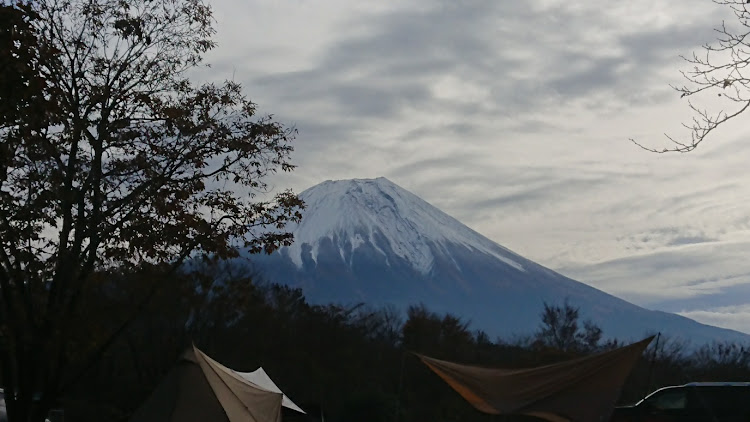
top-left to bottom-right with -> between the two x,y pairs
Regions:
284,177 -> 524,274
248,177 -> 750,345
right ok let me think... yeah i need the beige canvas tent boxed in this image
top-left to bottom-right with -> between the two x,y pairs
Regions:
418,336 -> 654,422
234,368 -> 306,414
130,346 -> 288,422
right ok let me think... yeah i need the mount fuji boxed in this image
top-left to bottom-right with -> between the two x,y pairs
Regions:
248,177 -> 750,344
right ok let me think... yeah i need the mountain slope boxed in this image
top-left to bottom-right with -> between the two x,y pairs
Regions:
249,177 -> 750,344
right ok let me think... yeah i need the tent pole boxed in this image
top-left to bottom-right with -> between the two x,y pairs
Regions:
643,332 -> 661,398
395,351 -> 407,422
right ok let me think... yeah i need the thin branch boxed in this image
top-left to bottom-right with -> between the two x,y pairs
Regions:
633,0 -> 750,152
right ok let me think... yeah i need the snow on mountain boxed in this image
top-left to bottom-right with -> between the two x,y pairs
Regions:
248,177 -> 750,345
285,177 -> 524,273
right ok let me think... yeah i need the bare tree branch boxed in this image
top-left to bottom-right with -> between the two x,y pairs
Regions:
633,0 -> 750,152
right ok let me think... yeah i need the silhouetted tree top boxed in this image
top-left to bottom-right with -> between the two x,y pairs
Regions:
534,300 -> 603,353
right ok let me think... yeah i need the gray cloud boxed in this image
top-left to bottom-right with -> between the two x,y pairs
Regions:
248,1 -> 711,125
235,0 -> 733,166
616,227 -> 718,251
558,239 -> 750,307
678,304 -> 750,334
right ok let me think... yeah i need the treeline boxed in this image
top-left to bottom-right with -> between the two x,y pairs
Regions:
60,263 -> 750,422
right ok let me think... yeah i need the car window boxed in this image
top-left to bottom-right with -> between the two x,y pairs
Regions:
645,390 -> 688,410
694,387 -> 750,411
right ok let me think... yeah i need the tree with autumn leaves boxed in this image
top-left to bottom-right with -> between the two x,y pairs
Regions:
0,0 -> 303,421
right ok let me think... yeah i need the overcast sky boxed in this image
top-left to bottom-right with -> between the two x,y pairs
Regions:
199,0 -> 750,334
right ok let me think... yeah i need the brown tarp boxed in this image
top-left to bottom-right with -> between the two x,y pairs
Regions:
130,345 -> 283,422
417,336 -> 654,422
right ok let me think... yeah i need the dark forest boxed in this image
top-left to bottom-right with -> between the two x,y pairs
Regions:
62,262 -> 750,422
